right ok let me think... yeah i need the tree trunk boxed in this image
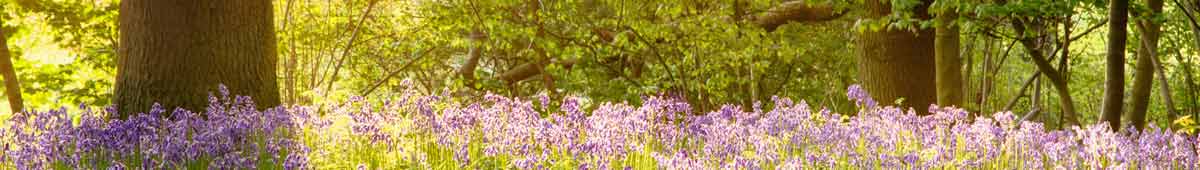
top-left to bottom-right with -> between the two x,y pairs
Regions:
1012,20 -> 1080,127
459,30 -> 486,88
0,21 -> 23,113
1129,0 -> 1162,130
1024,42 -> 1080,127
978,39 -> 994,114
752,0 -> 934,112
961,36 -> 974,104
280,0 -> 297,104
1152,47 -> 1176,126
1101,0 -> 1130,130
1054,17 -> 1072,129
936,12 -> 963,107
1178,50 -> 1200,122
858,0 -> 937,113
116,0 -> 280,117
1032,77 -> 1042,119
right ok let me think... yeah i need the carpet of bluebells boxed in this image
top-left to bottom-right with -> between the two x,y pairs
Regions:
2,84 -> 1199,169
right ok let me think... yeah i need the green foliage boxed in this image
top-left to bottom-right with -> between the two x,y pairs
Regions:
1175,115 -> 1198,134
2,0 -> 117,110
266,0 -> 860,112
1,0 -> 1197,130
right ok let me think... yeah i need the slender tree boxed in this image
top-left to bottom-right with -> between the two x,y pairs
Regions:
115,0 -> 280,117
1173,0 -> 1200,124
1152,47 -> 1176,125
1011,19 -> 1081,127
1101,0 -> 1130,130
935,7 -> 963,107
1129,0 -> 1162,130
0,19 -> 23,113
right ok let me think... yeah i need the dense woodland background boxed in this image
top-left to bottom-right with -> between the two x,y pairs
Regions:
1,0 -> 1199,131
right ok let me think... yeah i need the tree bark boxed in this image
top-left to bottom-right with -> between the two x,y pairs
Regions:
0,21 -> 23,113
1129,0 -> 1162,130
859,0 -> 937,113
1101,0 -> 1130,130
116,0 -> 280,117
935,12 -> 963,107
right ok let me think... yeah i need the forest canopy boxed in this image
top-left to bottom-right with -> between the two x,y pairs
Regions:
2,0 -> 1197,128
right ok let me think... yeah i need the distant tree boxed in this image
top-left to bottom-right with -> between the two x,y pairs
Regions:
0,18 -> 23,113
115,0 -> 280,117
979,0 -> 1094,127
1101,0 -> 1130,130
1174,0 -> 1200,123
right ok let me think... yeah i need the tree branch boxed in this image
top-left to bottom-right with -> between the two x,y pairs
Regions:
458,30 -> 488,87
1068,19 -> 1107,42
359,47 -> 438,96
497,58 -> 577,83
753,1 -> 846,31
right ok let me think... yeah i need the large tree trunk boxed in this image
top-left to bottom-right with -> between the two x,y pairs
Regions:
0,20 -> 23,113
750,1 -> 935,112
859,0 -> 937,113
116,0 -> 280,117
935,11 -> 963,107
1101,0 -> 1130,130
1129,0 -> 1162,130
